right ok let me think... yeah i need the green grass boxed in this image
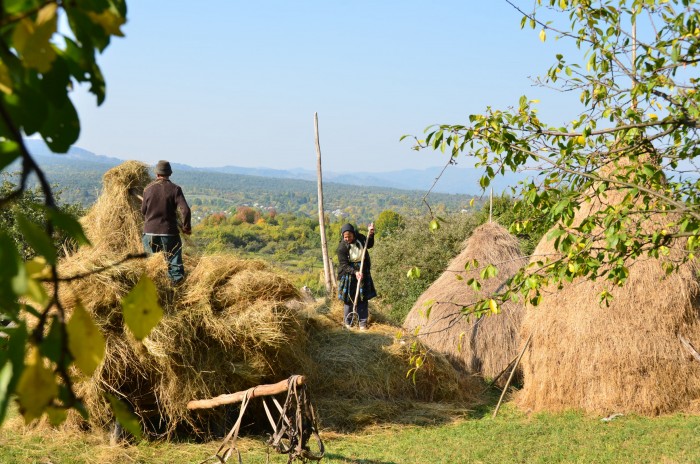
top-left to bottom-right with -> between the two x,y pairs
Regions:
2,404 -> 699,463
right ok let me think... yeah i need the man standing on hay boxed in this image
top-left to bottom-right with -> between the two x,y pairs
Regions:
141,160 -> 192,285
337,223 -> 376,330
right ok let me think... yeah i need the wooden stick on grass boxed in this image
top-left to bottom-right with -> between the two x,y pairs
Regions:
492,333 -> 531,419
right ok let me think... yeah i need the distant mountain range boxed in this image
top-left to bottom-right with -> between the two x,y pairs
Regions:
21,139 -> 526,196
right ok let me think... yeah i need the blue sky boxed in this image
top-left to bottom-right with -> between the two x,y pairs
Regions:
72,1 -> 580,173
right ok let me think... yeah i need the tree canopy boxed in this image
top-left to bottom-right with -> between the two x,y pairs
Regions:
412,0 -> 700,312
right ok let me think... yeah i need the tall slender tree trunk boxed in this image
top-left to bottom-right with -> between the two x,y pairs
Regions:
314,112 -> 333,296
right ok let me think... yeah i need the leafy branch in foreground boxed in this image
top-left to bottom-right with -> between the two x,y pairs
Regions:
407,0 -> 700,322
0,1 -> 156,433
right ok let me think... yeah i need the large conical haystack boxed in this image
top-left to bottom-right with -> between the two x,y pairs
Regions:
517,189 -> 700,415
57,161 -> 479,436
403,222 -> 528,383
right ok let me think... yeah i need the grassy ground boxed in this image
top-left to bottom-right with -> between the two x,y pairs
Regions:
1,403 -> 699,463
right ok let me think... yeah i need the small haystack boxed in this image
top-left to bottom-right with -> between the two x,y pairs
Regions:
517,189 -> 700,415
55,161 -> 477,437
304,305 -> 481,430
403,222 -> 527,384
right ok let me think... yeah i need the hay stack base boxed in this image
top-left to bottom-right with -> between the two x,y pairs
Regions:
517,191 -> 700,415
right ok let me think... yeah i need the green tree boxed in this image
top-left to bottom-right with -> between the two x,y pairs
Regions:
372,213 -> 482,324
375,209 -> 405,238
0,175 -> 85,260
413,0 -> 700,313
0,1 -> 152,433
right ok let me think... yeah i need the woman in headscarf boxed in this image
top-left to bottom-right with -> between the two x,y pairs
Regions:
337,222 -> 377,330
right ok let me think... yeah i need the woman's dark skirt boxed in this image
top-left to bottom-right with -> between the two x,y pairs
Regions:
337,262 -> 377,305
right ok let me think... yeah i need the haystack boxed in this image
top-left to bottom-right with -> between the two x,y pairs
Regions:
55,161 -> 478,437
517,189 -> 700,415
56,162 -> 309,437
403,222 -> 527,384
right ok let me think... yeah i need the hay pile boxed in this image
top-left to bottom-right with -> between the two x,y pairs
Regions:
304,303 -> 481,430
55,161 -> 477,437
403,222 -> 527,384
517,189 -> 700,415
57,162 -> 308,436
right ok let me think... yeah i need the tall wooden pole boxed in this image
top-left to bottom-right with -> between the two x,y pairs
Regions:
314,113 -> 333,296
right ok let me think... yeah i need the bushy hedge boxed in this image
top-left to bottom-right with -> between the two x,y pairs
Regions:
371,213 -> 482,325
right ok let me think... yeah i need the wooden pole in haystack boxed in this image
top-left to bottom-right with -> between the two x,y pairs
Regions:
187,376 -> 307,410
492,333 -> 531,418
314,113 -> 334,297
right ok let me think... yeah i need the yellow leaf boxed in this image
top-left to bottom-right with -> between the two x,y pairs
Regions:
488,299 -> 499,314
0,61 -> 12,94
648,113 -> 658,120
576,135 -> 585,145
88,8 -> 126,37
17,348 -> 57,423
559,0 -> 567,8
67,302 -> 106,376
46,406 -> 67,426
121,274 -> 163,340
25,278 -> 49,307
26,257 -> 52,279
12,4 -> 57,73
36,3 -> 58,26
469,198 -> 475,207
539,29 -> 546,42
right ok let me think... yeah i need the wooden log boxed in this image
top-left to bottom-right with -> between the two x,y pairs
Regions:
187,376 -> 306,410
679,334 -> 700,364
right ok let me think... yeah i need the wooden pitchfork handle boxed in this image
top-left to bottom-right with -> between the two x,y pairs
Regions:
351,235 -> 370,316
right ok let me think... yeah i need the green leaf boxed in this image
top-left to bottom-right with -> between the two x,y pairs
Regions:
466,278 -> 481,292
480,264 -> 499,279
0,362 -> 13,425
121,274 -> 163,341
406,266 -> 421,279
16,214 -> 57,265
106,394 -> 142,440
41,96 -> 80,153
1,232 -> 24,308
40,315 -> 66,366
46,208 -> 90,246
0,140 -> 20,172
429,220 -> 440,231
0,321 -> 27,424
67,302 -> 105,376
